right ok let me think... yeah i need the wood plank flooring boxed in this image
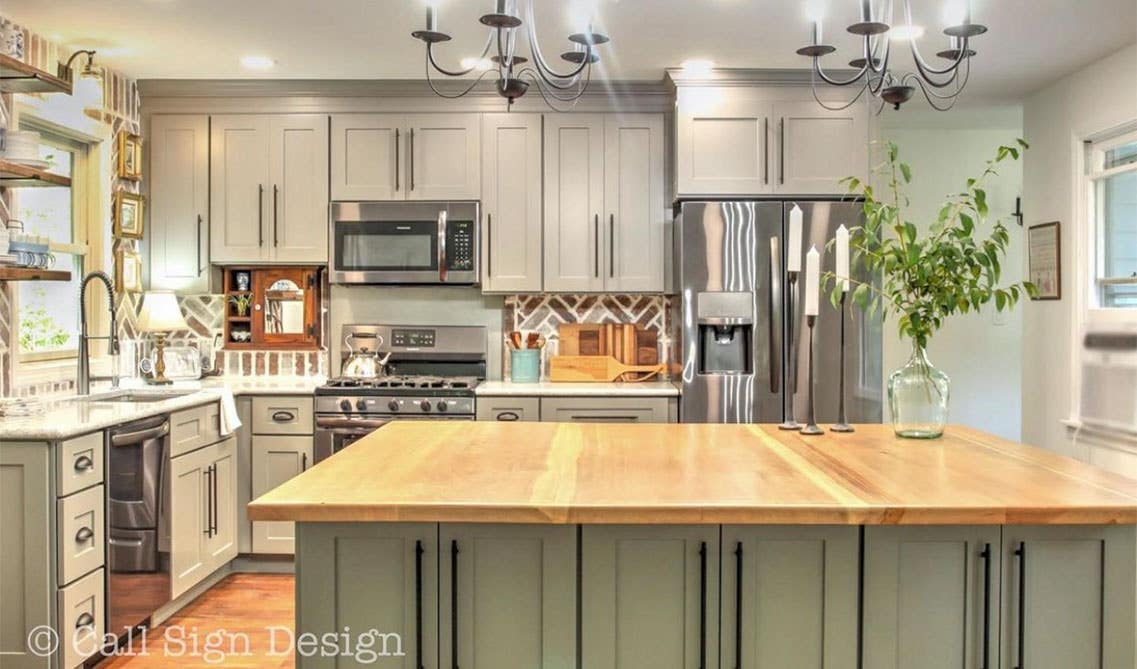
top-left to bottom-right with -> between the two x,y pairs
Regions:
97,573 -> 295,668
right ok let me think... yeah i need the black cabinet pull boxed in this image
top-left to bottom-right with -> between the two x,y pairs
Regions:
196,214 -> 205,274
980,543 -> 992,669
734,541 -> 743,669
415,540 -> 424,669
593,214 -> 600,278
202,465 -> 213,536
73,454 -> 94,472
763,117 -> 769,185
409,128 -> 415,191
495,411 -> 519,422
698,541 -> 707,669
257,185 -> 265,247
486,213 -> 492,278
395,128 -> 401,191
272,410 -> 296,423
778,118 -> 785,185
75,612 -> 95,630
1014,541 -> 1026,669
450,539 -> 459,669
210,464 -> 219,536
74,526 -> 95,543
609,214 -> 615,278
301,453 -> 308,472
273,184 -> 279,247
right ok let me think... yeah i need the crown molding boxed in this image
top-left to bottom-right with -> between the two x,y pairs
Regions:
664,67 -> 858,88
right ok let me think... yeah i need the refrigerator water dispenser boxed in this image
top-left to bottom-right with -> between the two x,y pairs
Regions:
697,292 -> 753,374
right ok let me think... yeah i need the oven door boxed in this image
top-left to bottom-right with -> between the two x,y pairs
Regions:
314,415 -> 392,463
330,201 -> 478,284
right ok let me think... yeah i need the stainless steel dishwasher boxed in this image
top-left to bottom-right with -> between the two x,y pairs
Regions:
105,415 -> 171,640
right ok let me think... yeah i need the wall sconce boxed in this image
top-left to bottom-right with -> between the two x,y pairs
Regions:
62,50 -> 103,117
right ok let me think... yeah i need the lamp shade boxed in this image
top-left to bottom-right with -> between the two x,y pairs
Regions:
138,291 -> 188,333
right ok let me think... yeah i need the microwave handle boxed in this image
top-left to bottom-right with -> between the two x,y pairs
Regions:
438,210 -> 448,282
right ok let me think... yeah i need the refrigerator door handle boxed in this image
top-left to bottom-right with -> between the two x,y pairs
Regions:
768,236 -> 782,394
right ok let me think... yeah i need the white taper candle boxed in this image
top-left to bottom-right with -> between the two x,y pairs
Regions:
835,224 -> 850,292
787,204 -> 803,272
805,246 -> 820,316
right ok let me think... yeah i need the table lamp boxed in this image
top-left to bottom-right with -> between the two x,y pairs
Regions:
139,291 -> 188,385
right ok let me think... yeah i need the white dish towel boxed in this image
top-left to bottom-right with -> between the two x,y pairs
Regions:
218,387 -> 242,436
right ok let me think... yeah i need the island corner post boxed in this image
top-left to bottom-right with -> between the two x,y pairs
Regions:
247,421 -> 1137,669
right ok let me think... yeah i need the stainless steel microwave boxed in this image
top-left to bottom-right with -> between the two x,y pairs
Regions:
330,201 -> 479,285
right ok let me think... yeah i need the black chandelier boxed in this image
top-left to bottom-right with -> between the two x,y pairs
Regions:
411,0 -> 609,110
796,0 -> 986,112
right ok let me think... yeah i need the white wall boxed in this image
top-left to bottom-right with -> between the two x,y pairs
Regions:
1021,44 -> 1137,458
881,117 -> 1025,440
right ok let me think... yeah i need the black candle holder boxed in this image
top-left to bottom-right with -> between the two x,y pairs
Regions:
831,290 -> 855,433
778,270 -> 802,431
801,314 -> 823,435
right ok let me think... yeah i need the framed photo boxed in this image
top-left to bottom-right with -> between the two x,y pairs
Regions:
1027,221 -> 1061,300
114,190 -> 145,240
115,246 -> 143,293
117,131 -> 142,181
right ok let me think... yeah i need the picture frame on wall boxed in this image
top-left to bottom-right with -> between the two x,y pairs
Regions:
117,131 -> 143,181
115,246 -> 143,293
1027,221 -> 1061,300
113,190 -> 145,239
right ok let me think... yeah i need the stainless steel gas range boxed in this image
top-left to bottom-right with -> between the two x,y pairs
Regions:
314,324 -> 486,463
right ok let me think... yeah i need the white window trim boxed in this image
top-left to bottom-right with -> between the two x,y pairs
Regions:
1086,127 -> 1137,316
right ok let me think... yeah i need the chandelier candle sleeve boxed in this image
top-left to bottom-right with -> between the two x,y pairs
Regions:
804,246 -> 820,316
788,205 -> 803,272
426,5 -> 437,32
836,224 -> 850,292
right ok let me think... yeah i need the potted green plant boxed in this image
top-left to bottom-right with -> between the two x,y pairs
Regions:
828,140 -> 1036,438
228,294 -> 252,317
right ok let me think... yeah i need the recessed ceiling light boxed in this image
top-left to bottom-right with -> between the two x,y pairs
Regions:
460,57 -> 493,71
240,55 -> 276,70
889,25 -> 925,41
680,59 -> 715,77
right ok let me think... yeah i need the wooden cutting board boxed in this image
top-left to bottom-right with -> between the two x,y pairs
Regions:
558,324 -> 605,356
549,355 -> 665,382
635,329 -> 659,366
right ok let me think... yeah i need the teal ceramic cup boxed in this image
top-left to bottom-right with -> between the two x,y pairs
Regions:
510,349 -> 541,383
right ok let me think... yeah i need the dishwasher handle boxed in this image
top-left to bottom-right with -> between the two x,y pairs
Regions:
110,418 -> 170,446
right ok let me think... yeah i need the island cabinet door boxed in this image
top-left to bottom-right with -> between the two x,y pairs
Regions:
721,526 -> 859,669
1001,525 -> 1137,669
581,525 -> 720,669
295,523 -> 439,669
439,524 -> 576,669
862,526 -> 1001,669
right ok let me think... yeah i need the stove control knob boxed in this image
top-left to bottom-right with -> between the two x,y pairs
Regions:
436,400 -> 448,412
419,400 -> 432,412
387,400 -> 400,412
356,399 -> 368,411
339,399 -> 353,412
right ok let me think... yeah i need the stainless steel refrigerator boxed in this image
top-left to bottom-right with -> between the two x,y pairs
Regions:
673,200 -> 883,424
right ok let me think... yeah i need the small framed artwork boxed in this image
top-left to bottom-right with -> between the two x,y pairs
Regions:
115,246 -> 143,293
1027,221 -> 1061,300
117,131 -> 143,181
114,190 -> 145,240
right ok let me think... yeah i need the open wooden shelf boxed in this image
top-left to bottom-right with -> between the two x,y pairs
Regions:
0,160 -> 71,188
0,267 -> 71,282
0,54 -> 72,94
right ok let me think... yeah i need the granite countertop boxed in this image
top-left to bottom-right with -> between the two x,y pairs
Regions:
476,380 -> 681,397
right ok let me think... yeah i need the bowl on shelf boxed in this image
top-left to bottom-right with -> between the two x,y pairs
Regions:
230,330 -> 251,343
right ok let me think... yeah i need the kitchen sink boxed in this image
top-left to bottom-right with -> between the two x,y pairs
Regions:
82,390 -> 199,404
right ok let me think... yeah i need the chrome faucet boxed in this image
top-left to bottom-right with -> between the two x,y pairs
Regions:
78,271 -> 120,395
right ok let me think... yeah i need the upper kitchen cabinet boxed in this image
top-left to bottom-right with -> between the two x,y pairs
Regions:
481,113 -> 542,293
211,114 -> 329,264
675,86 -> 869,197
545,113 -> 665,293
148,115 -> 210,292
329,113 -> 480,202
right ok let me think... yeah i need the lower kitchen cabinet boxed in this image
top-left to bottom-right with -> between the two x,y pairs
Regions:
581,525 -> 719,669
440,524 -> 576,669
296,523 -> 439,669
539,396 -> 677,423
170,436 -> 238,599
0,443 -> 52,667
723,525 -> 859,669
1002,524 -> 1136,669
251,435 -> 312,553
475,397 -> 540,422
863,525 -> 1001,669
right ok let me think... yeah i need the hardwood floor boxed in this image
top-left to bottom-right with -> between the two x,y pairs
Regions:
98,573 -> 295,668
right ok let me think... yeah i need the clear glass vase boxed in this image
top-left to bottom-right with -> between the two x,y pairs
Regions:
888,345 -> 950,439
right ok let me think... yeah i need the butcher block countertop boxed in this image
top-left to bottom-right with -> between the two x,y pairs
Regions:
247,422 -> 1137,525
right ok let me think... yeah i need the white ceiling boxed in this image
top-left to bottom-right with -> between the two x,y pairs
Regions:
5,0 -> 1135,103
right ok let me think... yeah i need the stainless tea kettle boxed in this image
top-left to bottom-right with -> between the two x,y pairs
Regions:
342,332 -> 392,378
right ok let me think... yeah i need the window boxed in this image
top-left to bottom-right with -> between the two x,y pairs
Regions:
1088,129 -> 1137,309
16,129 -> 91,361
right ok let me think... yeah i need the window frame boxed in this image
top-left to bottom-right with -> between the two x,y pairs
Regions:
1086,127 -> 1137,312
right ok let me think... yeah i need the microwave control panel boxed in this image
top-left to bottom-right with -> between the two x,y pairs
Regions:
446,220 -> 475,272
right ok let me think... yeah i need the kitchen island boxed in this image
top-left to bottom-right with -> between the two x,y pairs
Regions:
249,423 -> 1137,669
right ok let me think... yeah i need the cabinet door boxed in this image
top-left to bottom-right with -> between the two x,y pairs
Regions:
296,523 -> 439,669
604,114 -> 664,292
0,444 -> 52,667
721,526 -> 858,669
481,113 -> 543,292
540,397 -> 673,423
269,115 -> 329,262
330,113 -> 404,201
407,113 -> 480,200
582,525 -> 719,669
544,114 -> 605,292
772,100 -> 869,195
204,438 -> 238,571
169,448 -> 208,599
210,115 -> 271,263
1002,525 -> 1137,669
149,114 -> 210,292
251,435 -> 312,554
440,524 -> 576,669
863,526 -> 1000,669
475,397 -> 540,422
676,88 -> 773,196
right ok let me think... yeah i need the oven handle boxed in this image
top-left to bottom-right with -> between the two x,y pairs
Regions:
315,417 -> 392,432
438,209 -> 449,282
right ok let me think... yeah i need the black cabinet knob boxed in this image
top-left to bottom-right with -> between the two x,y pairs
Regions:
356,399 -> 368,411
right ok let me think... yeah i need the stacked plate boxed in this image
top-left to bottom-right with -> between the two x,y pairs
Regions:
1,130 -> 47,169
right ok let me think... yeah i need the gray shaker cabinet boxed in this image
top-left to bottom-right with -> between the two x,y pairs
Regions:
863,525 -> 1001,669
481,113 -> 543,293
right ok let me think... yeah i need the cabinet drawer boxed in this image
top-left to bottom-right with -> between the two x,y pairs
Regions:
57,431 -> 104,497
251,397 -> 314,435
57,568 -> 104,669
476,397 -> 540,422
57,485 -> 105,586
540,397 -> 673,423
170,403 -> 222,457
